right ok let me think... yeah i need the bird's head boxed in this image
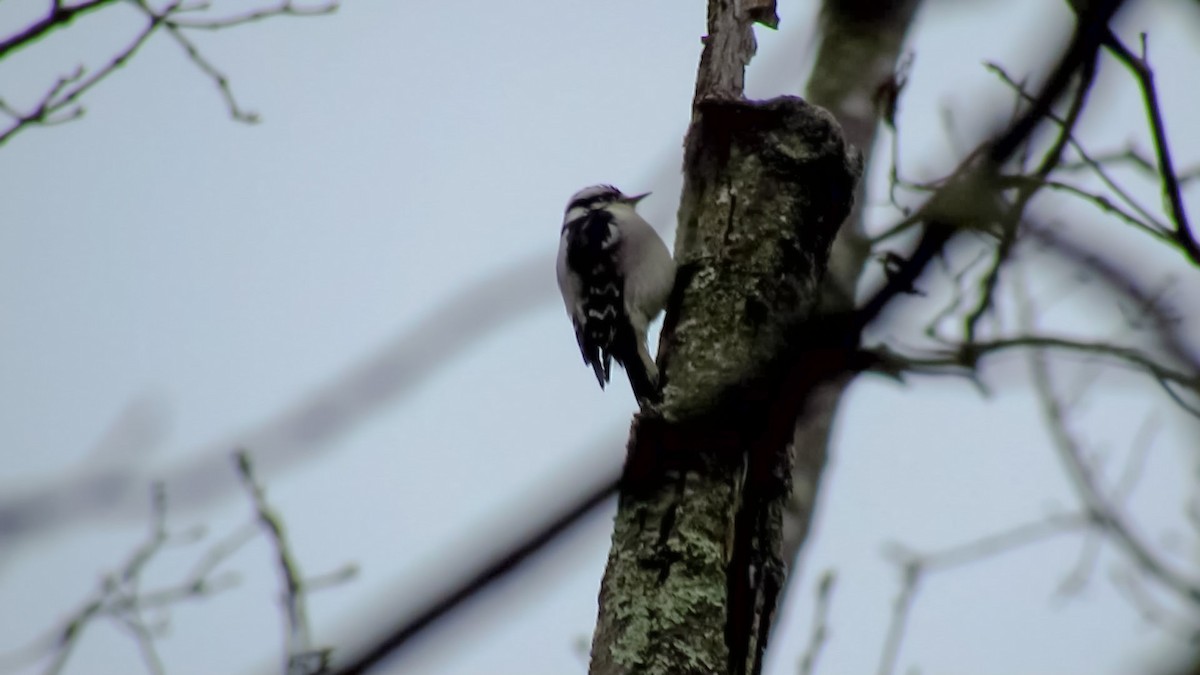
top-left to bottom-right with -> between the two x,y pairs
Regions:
563,184 -> 650,224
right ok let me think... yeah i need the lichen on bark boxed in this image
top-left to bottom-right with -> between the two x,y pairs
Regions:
661,97 -> 861,421
588,95 -> 860,675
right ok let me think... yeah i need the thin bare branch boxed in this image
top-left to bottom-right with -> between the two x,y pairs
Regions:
1,0 -> 335,145
0,0 -> 117,59
1112,413 -> 1161,503
126,0 -> 260,123
958,49 -> 1097,344
0,1 -> 179,147
1112,572 -> 1200,641
0,484 -> 244,675
877,514 -> 1088,675
1057,532 -> 1103,597
1027,339 -> 1200,606
797,571 -> 836,675
111,616 -> 167,675
1059,413 -> 1162,597
167,0 -> 338,30
0,486 -> 269,675
986,63 -> 1175,237
878,335 -> 1200,401
999,174 -> 1172,241
877,558 -> 918,675
1102,33 -> 1199,264
235,451 -> 313,666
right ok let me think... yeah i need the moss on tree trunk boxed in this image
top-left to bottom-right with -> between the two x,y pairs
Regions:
588,96 -> 860,675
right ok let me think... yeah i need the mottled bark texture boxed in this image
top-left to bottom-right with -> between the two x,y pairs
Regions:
588,97 -> 860,675
781,0 -> 924,581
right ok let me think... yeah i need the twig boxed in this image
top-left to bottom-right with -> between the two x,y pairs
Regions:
168,0 -> 338,30
877,334 -> 1200,399
894,514 -> 1089,574
963,45 -> 1100,343
0,485 -> 268,675
0,1 -> 180,146
235,451 -> 313,669
998,174 -> 1171,241
127,0 -> 260,123
876,513 -> 1088,675
1112,413 -> 1161,503
133,527 -> 252,609
986,63 -> 1171,235
1057,532 -> 1103,597
168,21 -> 260,122
1102,33 -> 1199,265
984,61 -> 1180,237
0,483 -> 252,675
232,451 -> 352,675
922,245 -> 994,345
1024,222 -> 1196,370
798,571 -> 836,675
0,0 -> 118,59
0,0 -> 336,145
1024,315 -> 1200,607
1112,571 -> 1200,641
111,616 -> 167,675
1059,412 -> 1162,598
877,558 -> 918,675
41,483 -> 171,675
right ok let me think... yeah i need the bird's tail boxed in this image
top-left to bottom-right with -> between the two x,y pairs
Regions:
613,323 -> 660,405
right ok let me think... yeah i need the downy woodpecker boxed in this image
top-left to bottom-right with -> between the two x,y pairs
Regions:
556,185 -> 676,404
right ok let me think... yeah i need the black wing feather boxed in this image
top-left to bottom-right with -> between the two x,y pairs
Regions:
564,209 -> 626,389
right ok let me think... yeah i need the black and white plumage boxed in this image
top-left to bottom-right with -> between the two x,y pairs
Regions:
556,184 -> 676,404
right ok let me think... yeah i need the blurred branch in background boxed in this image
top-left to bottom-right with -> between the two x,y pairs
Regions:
858,10 -> 1200,668
331,1 -> 1190,671
0,259 -> 552,547
2,0 -> 1199,673
0,0 -> 832,557
872,261 -> 1199,673
877,513 -> 1092,675
779,0 -> 924,605
235,452 -> 350,675
0,454 -> 355,675
1026,328 -> 1200,606
332,433 -> 623,675
0,0 -> 337,147
795,570 -> 835,675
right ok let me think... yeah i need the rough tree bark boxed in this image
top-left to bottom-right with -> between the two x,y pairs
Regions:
587,2 -> 861,674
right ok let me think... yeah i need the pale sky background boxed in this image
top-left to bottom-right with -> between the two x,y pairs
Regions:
0,1 -> 1198,675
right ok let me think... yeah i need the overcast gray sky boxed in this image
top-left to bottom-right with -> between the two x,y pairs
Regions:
1,1 -> 1198,674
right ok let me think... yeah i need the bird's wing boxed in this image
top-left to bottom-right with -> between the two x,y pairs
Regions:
561,210 -> 626,386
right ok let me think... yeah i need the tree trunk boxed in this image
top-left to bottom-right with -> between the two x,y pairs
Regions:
588,4 -> 861,673
781,0 -> 925,581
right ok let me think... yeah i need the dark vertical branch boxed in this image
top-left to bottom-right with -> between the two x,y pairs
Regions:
690,0 -> 761,106
781,0 -> 924,593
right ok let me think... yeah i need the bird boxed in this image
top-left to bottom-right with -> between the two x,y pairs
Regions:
556,184 -> 676,404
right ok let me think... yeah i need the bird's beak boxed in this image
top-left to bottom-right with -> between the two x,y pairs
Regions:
624,192 -> 651,205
